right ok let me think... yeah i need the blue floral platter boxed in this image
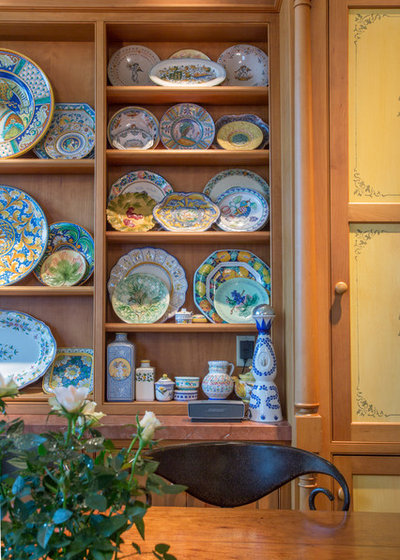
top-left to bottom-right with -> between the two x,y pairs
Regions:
214,277 -> 270,323
42,348 -> 94,394
215,187 -> 269,232
153,192 -> 220,232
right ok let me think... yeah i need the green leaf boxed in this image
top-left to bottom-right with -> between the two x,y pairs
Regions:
161,483 -> 188,495
135,517 -> 145,540
11,475 -> 25,495
37,443 -> 48,456
6,456 -> 27,470
85,493 -> 107,511
53,508 -> 73,524
14,433 -> 46,451
37,524 -> 54,549
131,542 -> 141,554
155,544 -> 170,554
98,514 -> 127,537
126,501 -> 147,519
164,554 -> 177,560
84,436 -> 105,452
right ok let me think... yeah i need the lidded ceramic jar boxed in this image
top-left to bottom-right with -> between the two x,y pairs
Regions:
155,374 -> 175,401
201,360 -> 235,400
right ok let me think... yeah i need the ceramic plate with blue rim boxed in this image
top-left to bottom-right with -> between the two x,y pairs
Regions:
42,348 -> 94,394
214,277 -> 270,323
108,170 -> 173,203
33,222 -> 94,285
0,310 -> 56,389
0,185 -> 48,286
203,168 -> 270,204
215,187 -> 269,232
160,103 -> 215,150
0,49 -> 54,159
153,192 -> 220,232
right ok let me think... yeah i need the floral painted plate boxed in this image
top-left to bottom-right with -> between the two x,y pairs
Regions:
40,249 -> 87,286
214,277 -> 270,323
193,249 -> 271,323
213,114 -> 269,150
169,49 -> 210,60
217,44 -> 269,86
216,120 -> 263,150
149,59 -> 226,88
42,348 -> 94,394
215,187 -> 269,232
0,49 -> 54,159
153,192 -> 220,232
0,185 -> 48,286
106,191 -> 157,232
107,106 -> 160,150
0,310 -> 56,389
111,272 -> 170,324
108,247 -> 187,322
160,103 -> 215,150
203,168 -> 270,204
108,170 -> 173,203
107,45 -> 160,86
33,222 -> 94,285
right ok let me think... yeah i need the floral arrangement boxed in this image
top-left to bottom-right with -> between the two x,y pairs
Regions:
0,374 -> 184,560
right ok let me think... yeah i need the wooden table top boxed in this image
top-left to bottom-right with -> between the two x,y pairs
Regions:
120,507 -> 400,560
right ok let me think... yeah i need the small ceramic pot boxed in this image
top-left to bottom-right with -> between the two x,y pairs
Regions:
174,389 -> 198,401
155,374 -> 175,402
175,308 -> 193,323
174,376 -> 200,390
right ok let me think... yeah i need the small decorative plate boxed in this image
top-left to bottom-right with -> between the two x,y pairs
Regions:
214,277 -> 270,323
106,191 -> 157,232
0,310 -> 56,389
169,49 -> 210,60
0,185 -> 48,286
149,59 -> 226,88
215,187 -> 269,232
214,113 -> 269,150
217,44 -> 269,86
42,348 -> 94,394
160,103 -> 215,150
40,249 -> 87,287
108,170 -> 173,203
33,222 -> 94,285
0,49 -> 54,159
108,247 -> 187,322
107,106 -> 159,150
107,45 -> 160,86
153,192 -> 220,232
203,168 -> 270,203
111,272 -> 170,324
216,120 -> 263,150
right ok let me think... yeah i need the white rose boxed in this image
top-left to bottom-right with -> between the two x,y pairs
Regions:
139,411 -> 162,442
79,400 -> 105,425
52,386 -> 90,413
0,371 -> 18,398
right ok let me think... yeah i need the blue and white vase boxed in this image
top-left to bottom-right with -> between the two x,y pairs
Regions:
248,304 -> 283,423
106,333 -> 135,401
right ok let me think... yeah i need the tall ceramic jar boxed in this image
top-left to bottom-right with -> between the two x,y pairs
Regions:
135,359 -> 155,401
106,333 -> 135,401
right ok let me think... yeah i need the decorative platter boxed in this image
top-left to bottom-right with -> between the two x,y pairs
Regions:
215,187 -> 269,232
0,49 -> 54,159
169,49 -> 210,60
214,277 -> 270,323
107,106 -> 160,150
106,191 -> 157,232
0,310 -> 56,389
0,185 -> 48,286
214,113 -> 269,150
40,249 -> 87,287
217,44 -> 269,87
160,103 -> 215,150
33,222 -> 94,285
216,120 -> 263,150
108,170 -> 173,203
111,272 -> 170,324
149,59 -> 226,88
193,249 -> 271,323
42,348 -> 94,394
107,45 -> 160,86
108,247 -> 187,322
153,192 -> 220,232
203,168 -> 270,204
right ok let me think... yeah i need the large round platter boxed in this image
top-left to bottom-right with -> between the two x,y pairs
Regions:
107,106 -> 159,150
169,49 -> 210,60
107,45 -> 160,86
216,120 -> 263,150
42,348 -> 94,394
217,44 -> 269,87
33,222 -> 94,285
149,59 -> 226,88
111,272 -> 170,324
108,170 -> 173,203
108,247 -> 188,322
0,49 -> 54,159
203,168 -> 270,204
153,192 -> 220,232
194,249 -> 271,323
215,187 -> 269,232
106,192 -> 157,232
214,277 -> 270,323
0,185 -> 48,286
214,113 -> 269,150
0,310 -> 56,389
160,103 -> 215,150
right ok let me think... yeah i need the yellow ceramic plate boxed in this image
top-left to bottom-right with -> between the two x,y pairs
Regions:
216,121 -> 263,151
106,192 -> 157,232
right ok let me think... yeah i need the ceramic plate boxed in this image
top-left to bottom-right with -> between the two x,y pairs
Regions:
203,168 -> 270,204
153,192 -> 220,232
193,249 -> 271,323
217,44 -> 269,86
40,249 -> 87,286
0,49 -> 54,159
160,103 -> 215,150
107,45 -> 160,86
215,187 -> 269,232
216,120 -> 263,150
107,106 -> 159,150
0,185 -> 48,286
0,310 -> 56,389
33,222 -> 94,285
108,247 -> 187,322
214,277 -> 270,323
169,49 -> 210,60
42,348 -> 94,394
214,113 -> 269,150
149,59 -> 226,88
106,191 -> 157,232
111,272 -> 170,324
108,170 -> 173,203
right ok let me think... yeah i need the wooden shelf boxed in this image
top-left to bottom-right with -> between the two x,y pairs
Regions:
0,286 -> 94,296
106,149 -> 269,166
0,159 -> 94,174
106,323 -> 257,332
106,231 -> 270,244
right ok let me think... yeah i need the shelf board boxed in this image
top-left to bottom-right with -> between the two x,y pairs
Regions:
106,230 -> 270,244
0,159 -> 94,175
0,286 -> 94,296
106,149 -> 269,166
106,323 -> 257,333
107,86 -> 269,105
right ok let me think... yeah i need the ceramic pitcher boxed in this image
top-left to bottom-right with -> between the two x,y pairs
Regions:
202,360 -> 235,400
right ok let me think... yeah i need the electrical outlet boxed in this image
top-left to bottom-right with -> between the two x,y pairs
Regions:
236,335 -> 256,366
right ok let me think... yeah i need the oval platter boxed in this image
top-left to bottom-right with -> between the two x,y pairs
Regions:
149,58 -> 226,88
153,192 -> 220,232
160,103 -> 215,150
108,170 -> 173,203
203,168 -> 270,204
215,187 -> 269,232
107,45 -> 160,86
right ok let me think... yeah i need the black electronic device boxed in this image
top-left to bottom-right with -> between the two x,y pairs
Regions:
188,400 -> 245,422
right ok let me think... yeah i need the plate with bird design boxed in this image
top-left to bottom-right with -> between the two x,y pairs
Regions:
107,45 -> 160,86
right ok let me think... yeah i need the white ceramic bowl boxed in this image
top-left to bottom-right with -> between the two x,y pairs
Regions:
174,376 -> 200,390
174,389 -> 198,401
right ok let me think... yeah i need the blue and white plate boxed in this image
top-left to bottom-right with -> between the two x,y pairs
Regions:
203,169 -> 270,204
42,348 -> 94,394
160,103 -> 215,150
215,187 -> 269,232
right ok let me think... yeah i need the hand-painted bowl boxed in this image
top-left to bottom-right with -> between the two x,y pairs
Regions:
174,389 -> 198,401
174,376 -> 200,390
40,249 -> 87,287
